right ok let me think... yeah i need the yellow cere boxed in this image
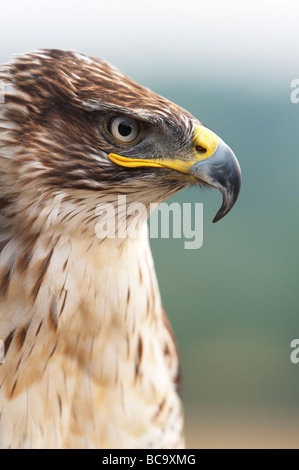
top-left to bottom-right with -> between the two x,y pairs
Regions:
192,125 -> 220,161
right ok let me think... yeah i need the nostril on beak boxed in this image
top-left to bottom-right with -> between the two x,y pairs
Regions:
195,145 -> 207,155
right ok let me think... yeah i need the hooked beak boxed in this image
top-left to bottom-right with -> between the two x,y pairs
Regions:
189,139 -> 241,222
108,125 -> 241,223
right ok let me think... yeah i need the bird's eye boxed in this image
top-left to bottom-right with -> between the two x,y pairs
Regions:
106,115 -> 141,144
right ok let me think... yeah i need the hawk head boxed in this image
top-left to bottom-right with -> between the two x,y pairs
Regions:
0,49 -> 241,239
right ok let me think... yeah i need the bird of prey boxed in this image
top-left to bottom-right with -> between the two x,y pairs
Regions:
0,50 -> 241,449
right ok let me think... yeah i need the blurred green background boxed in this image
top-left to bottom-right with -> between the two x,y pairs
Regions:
1,0 -> 299,448
149,83 -> 299,447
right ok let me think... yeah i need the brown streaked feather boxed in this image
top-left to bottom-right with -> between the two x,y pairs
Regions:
0,49 -> 188,449
15,323 -> 30,350
30,249 -> 54,302
4,329 -> 16,355
162,308 -> 182,388
48,297 -> 58,332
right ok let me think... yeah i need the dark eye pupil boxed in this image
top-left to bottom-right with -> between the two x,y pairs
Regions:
118,121 -> 132,137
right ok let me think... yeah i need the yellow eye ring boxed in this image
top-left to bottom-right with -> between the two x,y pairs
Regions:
104,115 -> 143,145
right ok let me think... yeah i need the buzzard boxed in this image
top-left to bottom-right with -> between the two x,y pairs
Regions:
0,50 -> 241,448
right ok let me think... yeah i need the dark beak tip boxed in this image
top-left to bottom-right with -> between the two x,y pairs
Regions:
212,207 -> 229,223
212,204 -> 235,223
212,213 -> 222,223
212,177 -> 241,223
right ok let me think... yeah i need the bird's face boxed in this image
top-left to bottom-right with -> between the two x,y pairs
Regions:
0,50 -> 241,237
